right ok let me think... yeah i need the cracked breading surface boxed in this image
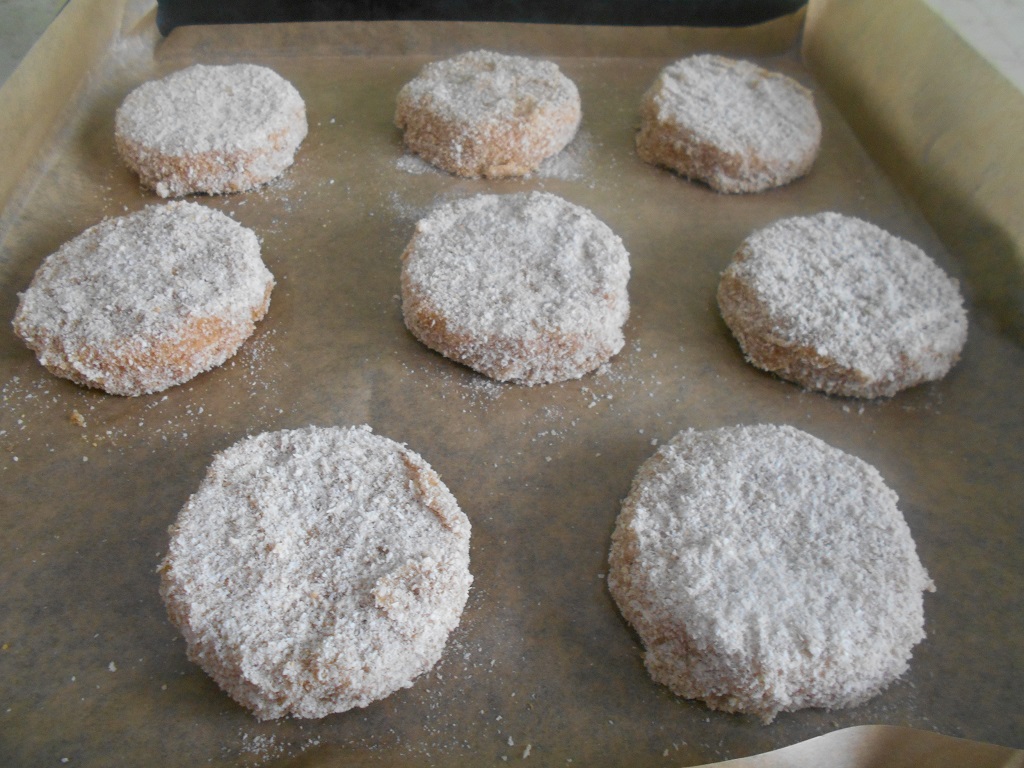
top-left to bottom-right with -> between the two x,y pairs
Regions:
718,212 -> 968,397
608,424 -> 934,723
400,191 -> 630,385
160,425 -> 473,720
12,201 -> 273,396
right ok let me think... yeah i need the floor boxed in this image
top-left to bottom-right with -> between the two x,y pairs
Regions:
0,0 -> 1022,91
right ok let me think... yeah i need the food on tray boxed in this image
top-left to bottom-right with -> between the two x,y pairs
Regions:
395,50 -> 581,177
115,63 -> 307,197
717,212 -> 968,398
159,425 -> 473,720
400,191 -> 630,385
608,423 -> 934,723
12,201 -> 273,396
636,54 -> 821,193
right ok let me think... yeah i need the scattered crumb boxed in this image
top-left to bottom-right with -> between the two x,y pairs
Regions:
396,152 -> 440,176
533,130 -> 595,183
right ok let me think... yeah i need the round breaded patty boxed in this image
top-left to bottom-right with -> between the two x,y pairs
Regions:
395,50 -> 581,178
608,424 -> 934,723
12,201 -> 273,396
115,63 -> 307,197
636,55 -> 821,193
400,191 -> 630,385
159,425 -> 473,720
717,212 -> 968,398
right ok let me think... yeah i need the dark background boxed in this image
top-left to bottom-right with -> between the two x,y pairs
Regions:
156,0 -> 808,35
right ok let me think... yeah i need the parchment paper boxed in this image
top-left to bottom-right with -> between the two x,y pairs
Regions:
0,1 -> 1020,766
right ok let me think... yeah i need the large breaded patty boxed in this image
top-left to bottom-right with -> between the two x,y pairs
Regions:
400,191 -> 630,385
160,425 -> 473,720
608,424 -> 934,722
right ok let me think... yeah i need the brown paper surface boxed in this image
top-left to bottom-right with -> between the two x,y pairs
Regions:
0,1 -> 1021,766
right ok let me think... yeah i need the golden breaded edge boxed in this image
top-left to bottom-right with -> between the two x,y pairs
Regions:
717,267 -> 959,398
115,113 -> 306,197
400,253 -> 626,385
635,96 -> 819,194
395,95 -> 580,178
14,283 -> 272,397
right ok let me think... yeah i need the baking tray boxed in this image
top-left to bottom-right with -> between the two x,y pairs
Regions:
0,0 -> 1021,765
153,0 -> 811,31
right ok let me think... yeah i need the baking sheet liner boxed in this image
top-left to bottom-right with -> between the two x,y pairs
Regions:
0,1 -> 1021,765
